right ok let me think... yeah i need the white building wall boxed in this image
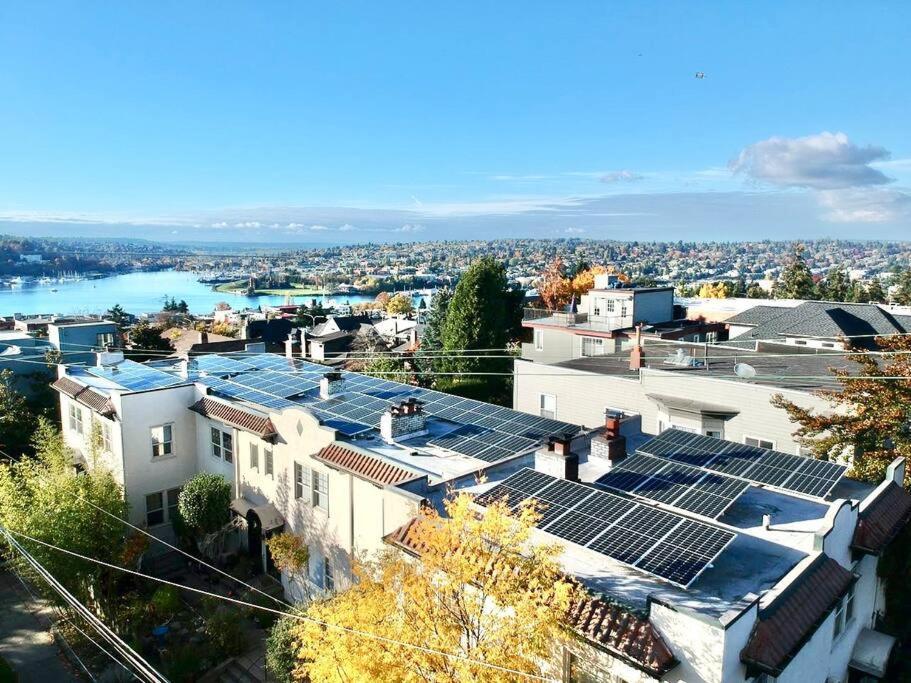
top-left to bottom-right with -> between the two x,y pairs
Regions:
650,602 -> 725,683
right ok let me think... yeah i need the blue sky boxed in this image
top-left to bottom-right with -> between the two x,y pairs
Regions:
1,1 -> 909,242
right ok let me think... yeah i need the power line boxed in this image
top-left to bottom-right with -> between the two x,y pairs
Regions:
1,528 -> 167,683
0,448 -> 290,611
4,528 -> 555,682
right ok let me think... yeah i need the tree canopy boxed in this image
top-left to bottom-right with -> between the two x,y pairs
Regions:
772,245 -> 817,300
0,369 -> 37,457
177,473 -> 232,536
385,293 -> 414,316
0,418 -> 129,611
771,335 -> 911,486
293,492 -> 579,682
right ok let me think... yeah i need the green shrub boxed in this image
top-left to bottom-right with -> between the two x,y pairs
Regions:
150,586 -> 181,620
205,609 -> 246,658
265,613 -> 300,683
177,473 -> 232,535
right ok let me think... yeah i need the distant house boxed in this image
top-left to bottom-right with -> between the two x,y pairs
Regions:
48,320 -> 120,365
725,301 -> 911,350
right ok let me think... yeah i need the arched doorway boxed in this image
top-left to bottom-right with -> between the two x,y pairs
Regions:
246,509 -> 263,574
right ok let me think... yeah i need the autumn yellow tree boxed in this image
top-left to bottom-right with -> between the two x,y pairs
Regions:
570,265 -> 608,298
537,258 -> 572,310
293,492 -> 579,682
386,293 -> 414,315
771,335 -> 911,486
698,282 -> 729,299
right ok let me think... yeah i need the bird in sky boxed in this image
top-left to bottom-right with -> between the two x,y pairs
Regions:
695,71 -> 706,79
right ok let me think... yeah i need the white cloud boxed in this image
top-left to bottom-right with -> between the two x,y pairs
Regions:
233,221 -> 262,228
309,224 -> 329,231
395,224 -> 425,233
817,188 -> 911,223
730,131 -> 892,190
564,227 -> 586,234
338,224 -> 356,231
600,170 -> 644,183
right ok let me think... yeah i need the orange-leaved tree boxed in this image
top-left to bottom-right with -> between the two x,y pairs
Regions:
292,492 -> 579,682
771,335 -> 911,487
538,258 -> 572,311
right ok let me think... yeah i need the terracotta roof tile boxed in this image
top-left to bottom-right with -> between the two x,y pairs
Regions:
190,397 -> 276,439
314,443 -> 420,487
741,555 -> 854,676
852,482 -> 911,555
52,377 -> 116,417
383,517 -> 677,677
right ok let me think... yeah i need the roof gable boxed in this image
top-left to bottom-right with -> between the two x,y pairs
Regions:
190,397 -> 277,439
313,443 -> 420,486
52,377 -> 116,418
852,482 -> 911,555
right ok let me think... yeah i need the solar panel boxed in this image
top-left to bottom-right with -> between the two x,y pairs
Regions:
474,469 -> 735,588
87,360 -> 184,392
596,454 -> 750,520
639,429 -> 846,499
192,354 -> 251,375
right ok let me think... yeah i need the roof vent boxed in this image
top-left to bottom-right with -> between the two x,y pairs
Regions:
664,348 -> 704,368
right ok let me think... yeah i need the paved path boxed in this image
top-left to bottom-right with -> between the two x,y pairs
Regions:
0,569 -> 78,682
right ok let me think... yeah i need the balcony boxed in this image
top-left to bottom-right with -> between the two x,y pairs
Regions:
522,308 -> 633,332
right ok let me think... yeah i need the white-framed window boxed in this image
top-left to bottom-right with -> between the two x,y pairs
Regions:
101,420 -> 113,453
68,402 -> 84,435
745,436 -> 775,450
146,487 -> 181,527
295,462 -> 310,500
534,329 -> 544,351
833,583 -> 855,639
265,447 -> 274,478
210,427 -> 233,462
167,487 -> 181,522
250,443 -> 259,470
96,332 -> 115,348
605,299 -> 616,313
581,336 -> 605,357
705,430 -> 722,439
706,331 -> 718,344
324,558 -> 335,591
312,470 -> 329,511
592,299 -> 601,316
540,393 -> 556,420
151,424 -> 173,458
145,492 -> 164,526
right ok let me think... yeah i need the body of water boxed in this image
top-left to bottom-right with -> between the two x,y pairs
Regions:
0,270 -> 423,317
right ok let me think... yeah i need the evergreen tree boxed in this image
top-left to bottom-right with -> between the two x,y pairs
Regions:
817,268 -> 851,302
106,303 -> 127,327
746,282 -> 768,299
416,288 -> 451,387
773,245 -> 816,300
893,269 -> 911,306
867,279 -> 887,304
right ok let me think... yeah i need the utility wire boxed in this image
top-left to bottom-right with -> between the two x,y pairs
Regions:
4,528 -> 555,682
0,449 -> 290,610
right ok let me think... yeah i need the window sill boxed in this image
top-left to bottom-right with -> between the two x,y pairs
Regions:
151,454 -> 177,463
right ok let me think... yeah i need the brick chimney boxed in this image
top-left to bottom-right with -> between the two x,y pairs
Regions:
319,371 -> 346,399
535,434 -> 579,481
629,324 -> 644,370
380,398 -> 427,442
590,410 -> 627,468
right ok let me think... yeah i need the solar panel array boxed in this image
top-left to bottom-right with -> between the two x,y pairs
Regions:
475,468 -> 735,587
86,360 -> 185,392
638,429 -> 846,498
184,354 -> 582,464
596,454 -> 750,519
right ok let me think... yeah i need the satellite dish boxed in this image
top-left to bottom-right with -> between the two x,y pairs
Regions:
734,363 -> 756,379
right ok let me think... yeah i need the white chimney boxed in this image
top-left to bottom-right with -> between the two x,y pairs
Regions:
380,399 -> 427,442
319,372 -> 345,400
96,350 -> 125,367
535,436 -> 579,481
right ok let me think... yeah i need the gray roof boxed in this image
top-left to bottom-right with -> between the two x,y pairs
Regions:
727,302 -> 911,347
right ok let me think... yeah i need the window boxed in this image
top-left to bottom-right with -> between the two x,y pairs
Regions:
210,427 -> 233,462
324,558 -> 335,591
312,470 -> 329,511
151,424 -> 173,458
167,488 -> 181,521
605,299 -> 616,313
101,421 -> 113,452
833,584 -> 855,639
534,329 -> 544,351
68,402 -> 84,435
705,430 -> 722,439
592,299 -> 601,316
540,393 -> 556,420
96,332 -> 115,348
250,443 -> 259,470
745,436 -> 775,450
581,336 -> 605,357
794,339 -> 807,346
145,492 -> 164,526
265,447 -> 274,477
294,462 -> 310,500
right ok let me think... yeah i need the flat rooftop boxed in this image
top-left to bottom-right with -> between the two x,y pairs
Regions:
545,340 -> 856,391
